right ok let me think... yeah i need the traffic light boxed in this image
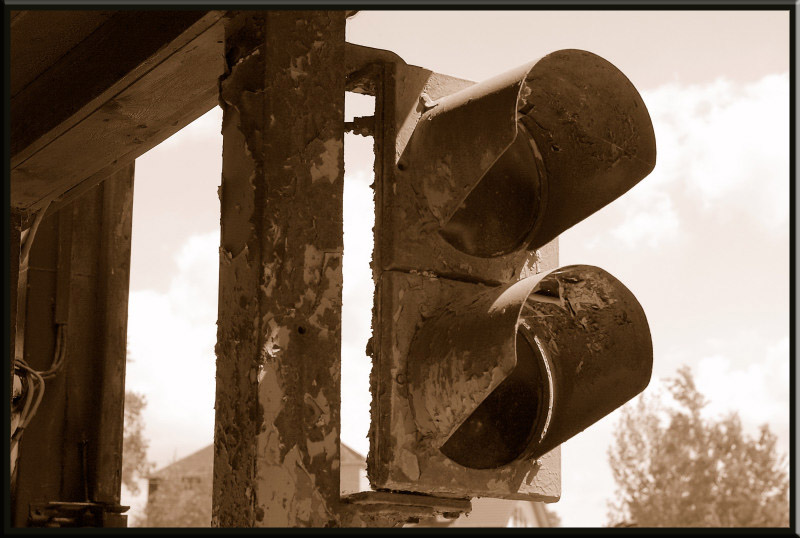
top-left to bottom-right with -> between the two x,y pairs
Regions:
363,48 -> 656,500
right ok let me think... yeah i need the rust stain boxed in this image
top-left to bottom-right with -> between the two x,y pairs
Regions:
214,11 -> 345,528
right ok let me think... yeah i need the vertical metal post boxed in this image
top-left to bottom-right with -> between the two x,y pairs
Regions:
214,11 -> 346,527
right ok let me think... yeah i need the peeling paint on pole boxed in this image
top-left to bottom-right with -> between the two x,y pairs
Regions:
213,11 -> 345,527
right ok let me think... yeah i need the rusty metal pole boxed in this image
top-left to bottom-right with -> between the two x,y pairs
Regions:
214,11 -> 346,527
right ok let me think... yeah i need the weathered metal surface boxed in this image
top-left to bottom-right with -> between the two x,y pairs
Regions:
517,49 -> 657,250
381,58 -> 539,285
388,49 -> 655,279
379,267 -> 649,486
342,491 -> 471,526
370,270 -> 561,501
516,265 -> 652,459
28,501 -> 129,527
360,47 -> 655,501
213,11 -> 346,527
12,171 -> 134,527
345,490 -> 471,512
406,272 -> 543,447
355,44 -> 562,501
410,265 -> 652,470
396,62 -> 535,232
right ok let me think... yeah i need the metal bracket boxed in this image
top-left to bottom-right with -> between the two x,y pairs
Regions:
29,501 -> 129,527
343,490 -> 470,525
344,115 -> 375,137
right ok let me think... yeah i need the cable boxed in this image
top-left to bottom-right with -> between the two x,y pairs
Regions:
19,201 -> 51,269
40,324 -> 67,379
12,201 -> 64,457
11,324 -> 66,444
12,370 -> 34,442
11,359 -> 45,450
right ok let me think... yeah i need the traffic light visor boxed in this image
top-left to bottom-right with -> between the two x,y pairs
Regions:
407,265 -> 653,469
399,49 -> 657,258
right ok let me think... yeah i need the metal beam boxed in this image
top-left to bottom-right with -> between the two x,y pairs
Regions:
213,11 -> 346,527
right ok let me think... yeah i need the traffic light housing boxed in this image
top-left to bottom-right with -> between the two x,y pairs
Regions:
353,47 -> 656,500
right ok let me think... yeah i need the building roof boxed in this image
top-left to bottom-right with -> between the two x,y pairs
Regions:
148,442 -> 552,528
341,444 -> 365,465
150,444 -> 213,480
150,442 -> 365,479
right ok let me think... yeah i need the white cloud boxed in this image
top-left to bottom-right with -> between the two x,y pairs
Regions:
572,72 -> 789,253
340,125 -> 377,458
609,187 -> 680,248
126,230 -> 220,470
643,72 -> 789,231
345,92 -> 375,122
694,336 -> 790,448
169,233 -> 222,324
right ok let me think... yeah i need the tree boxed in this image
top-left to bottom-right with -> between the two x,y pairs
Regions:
607,366 -> 789,527
122,391 -> 153,496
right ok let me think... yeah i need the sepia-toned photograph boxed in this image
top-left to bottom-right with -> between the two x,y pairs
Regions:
8,7 -> 791,529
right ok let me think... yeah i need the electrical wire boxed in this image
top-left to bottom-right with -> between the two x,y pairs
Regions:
11,200 -> 65,457
10,326 -> 64,454
40,324 -> 67,379
11,359 -> 45,448
19,201 -> 51,269
12,370 -> 34,440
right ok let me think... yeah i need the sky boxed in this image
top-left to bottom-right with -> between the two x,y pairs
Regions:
120,10 -> 790,527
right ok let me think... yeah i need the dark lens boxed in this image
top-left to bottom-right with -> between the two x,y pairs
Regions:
439,134 -> 540,258
440,332 -> 542,469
